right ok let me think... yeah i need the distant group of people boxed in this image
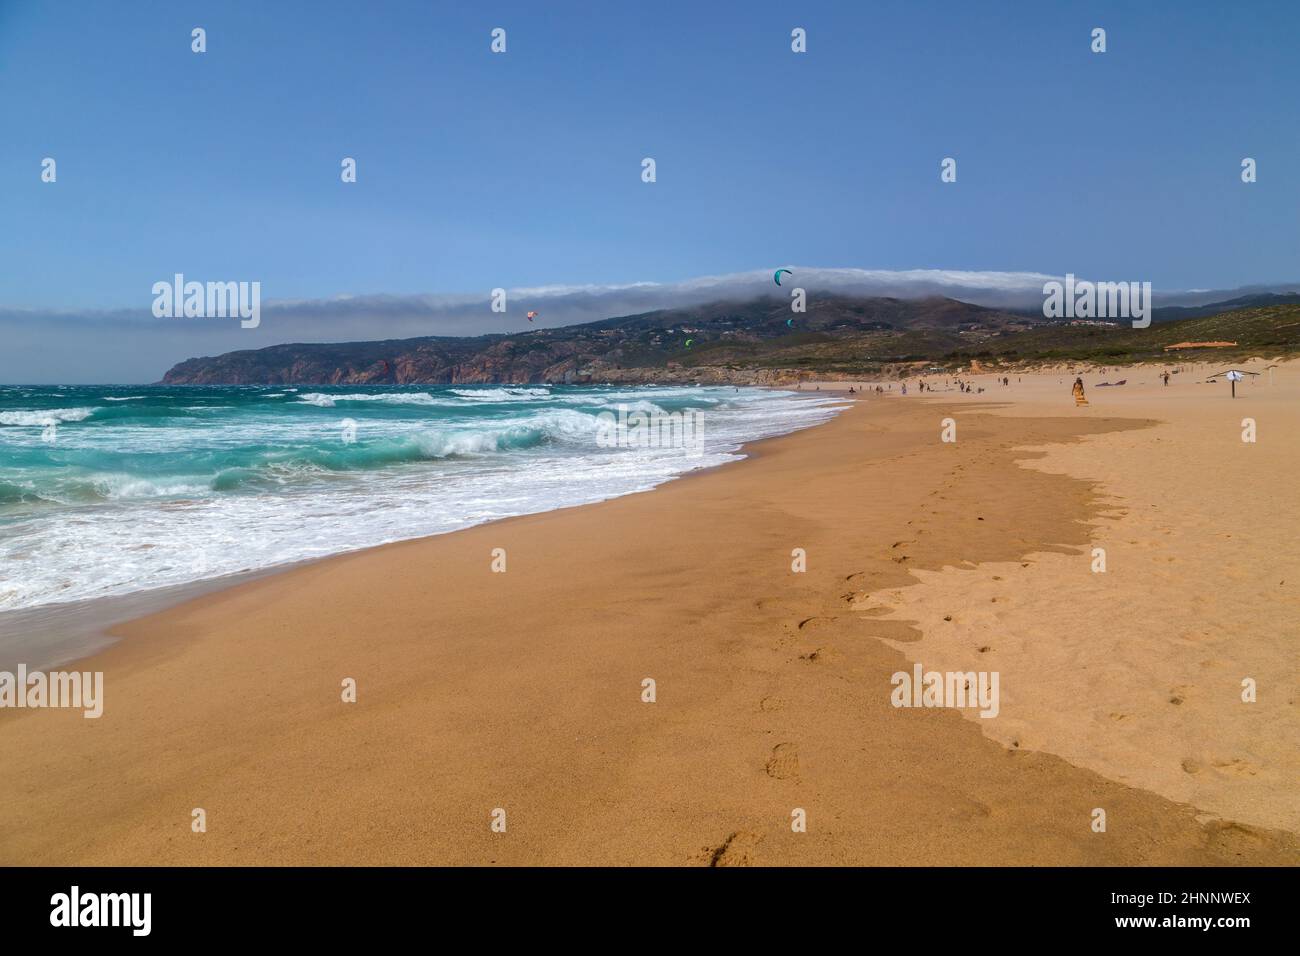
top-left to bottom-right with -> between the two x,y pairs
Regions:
843,376 -> 1001,395
803,367 -> 1176,399
823,368 -> 1179,404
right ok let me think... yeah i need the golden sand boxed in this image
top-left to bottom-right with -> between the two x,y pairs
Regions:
877,359 -> 1299,833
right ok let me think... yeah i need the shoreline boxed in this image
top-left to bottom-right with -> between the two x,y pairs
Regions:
1,389 -> 851,672
0,565 -> 300,673
1,376 -> 1295,865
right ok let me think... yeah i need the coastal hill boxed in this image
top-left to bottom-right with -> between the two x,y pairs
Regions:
160,295 -> 1300,385
160,295 -> 1034,385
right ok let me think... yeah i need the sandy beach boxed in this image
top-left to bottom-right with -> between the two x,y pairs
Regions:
1,364 -> 1296,866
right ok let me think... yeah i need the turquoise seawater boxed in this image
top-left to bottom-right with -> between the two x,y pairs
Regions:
0,384 -> 843,612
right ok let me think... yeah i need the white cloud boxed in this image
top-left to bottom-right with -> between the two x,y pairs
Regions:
1,268 -> 1297,383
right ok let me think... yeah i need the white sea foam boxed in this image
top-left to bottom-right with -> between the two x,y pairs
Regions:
296,392 -> 448,407
0,407 -> 98,426
91,474 -> 214,499
448,387 -> 552,401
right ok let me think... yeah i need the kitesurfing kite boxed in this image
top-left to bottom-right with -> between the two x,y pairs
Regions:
774,268 -> 792,286
526,311 -> 539,322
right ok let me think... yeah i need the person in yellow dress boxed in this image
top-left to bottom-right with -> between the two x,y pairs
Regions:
1072,376 -> 1089,406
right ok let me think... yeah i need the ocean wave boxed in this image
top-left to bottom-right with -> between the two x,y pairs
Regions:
102,396 -> 146,402
90,474 -> 213,499
212,421 -> 566,488
448,387 -> 551,401
0,472 -> 213,504
0,407 -> 98,426
0,481 -> 59,506
295,392 -> 448,408
3,411 -> 615,503
560,398 -> 668,416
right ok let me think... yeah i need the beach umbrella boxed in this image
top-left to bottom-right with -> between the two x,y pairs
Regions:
1211,368 -> 1257,398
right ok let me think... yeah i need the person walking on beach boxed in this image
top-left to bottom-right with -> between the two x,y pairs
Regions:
1072,376 -> 1089,406
1162,371 -> 1170,386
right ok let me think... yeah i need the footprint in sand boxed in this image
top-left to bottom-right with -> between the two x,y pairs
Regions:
699,830 -> 763,867
1202,820 -> 1267,856
766,742 -> 800,780
1209,756 -> 1260,777
797,615 -> 836,631
849,599 -> 890,615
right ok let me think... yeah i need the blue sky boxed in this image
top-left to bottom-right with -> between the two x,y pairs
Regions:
1,0 -> 1298,379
